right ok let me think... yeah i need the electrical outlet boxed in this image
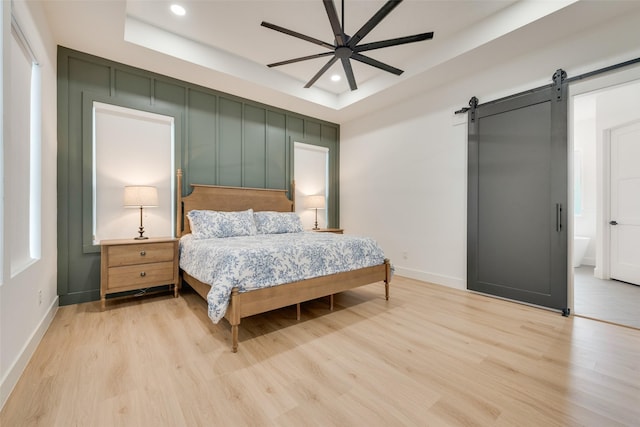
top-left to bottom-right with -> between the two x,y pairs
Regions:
38,290 -> 43,305
402,251 -> 408,260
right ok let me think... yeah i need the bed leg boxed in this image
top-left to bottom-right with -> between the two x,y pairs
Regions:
384,259 -> 391,301
296,303 -> 301,321
231,324 -> 239,353
330,294 -> 334,310
229,287 -> 240,352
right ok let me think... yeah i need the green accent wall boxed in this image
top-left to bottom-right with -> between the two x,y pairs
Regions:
57,46 -> 340,306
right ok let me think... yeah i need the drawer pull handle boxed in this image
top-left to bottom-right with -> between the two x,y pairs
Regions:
140,271 -> 146,277
140,250 -> 146,256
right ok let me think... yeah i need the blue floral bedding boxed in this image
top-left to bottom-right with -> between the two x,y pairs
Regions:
179,232 -> 386,323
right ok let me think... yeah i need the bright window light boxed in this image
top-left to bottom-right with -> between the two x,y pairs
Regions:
170,4 -> 186,16
9,15 -> 42,276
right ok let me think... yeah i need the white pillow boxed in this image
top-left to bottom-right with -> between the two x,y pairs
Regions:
187,209 -> 257,239
254,211 -> 304,234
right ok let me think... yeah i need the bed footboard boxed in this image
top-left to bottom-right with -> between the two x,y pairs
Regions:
223,259 -> 391,352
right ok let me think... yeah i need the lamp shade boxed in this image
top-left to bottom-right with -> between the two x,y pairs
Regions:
304,195 -> 326,210
123,186 -> 159,207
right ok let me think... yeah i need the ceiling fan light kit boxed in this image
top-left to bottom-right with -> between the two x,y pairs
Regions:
261,0 -> 434,91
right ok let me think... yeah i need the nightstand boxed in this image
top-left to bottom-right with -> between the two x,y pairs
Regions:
312,228 -> 344,234
100,237 -> 179,310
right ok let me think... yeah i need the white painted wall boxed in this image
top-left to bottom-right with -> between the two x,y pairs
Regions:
341,103 -> 468,288
340,9 -> 640,290
1,0 -> 58,409
573,104 -> 597,266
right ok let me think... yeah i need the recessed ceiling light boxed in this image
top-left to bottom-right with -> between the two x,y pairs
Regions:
330,74 -> 341,82
170,4 -> 186,16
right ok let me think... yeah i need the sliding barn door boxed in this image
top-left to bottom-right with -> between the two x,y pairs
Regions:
467,72 -> 568,311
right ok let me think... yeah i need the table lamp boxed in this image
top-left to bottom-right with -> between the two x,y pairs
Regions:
123,185 -> 158,239
304,195 -> 326,230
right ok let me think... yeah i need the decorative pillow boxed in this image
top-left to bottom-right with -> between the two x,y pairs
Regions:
254,211 -> 304,234
187,209 -> 257,239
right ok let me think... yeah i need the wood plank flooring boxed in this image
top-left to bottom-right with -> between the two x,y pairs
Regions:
2,276 -> 639,426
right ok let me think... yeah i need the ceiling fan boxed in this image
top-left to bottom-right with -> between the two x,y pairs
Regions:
261,0 -> 434,91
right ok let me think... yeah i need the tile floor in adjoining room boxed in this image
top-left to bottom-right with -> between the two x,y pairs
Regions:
574,265 -> 640,329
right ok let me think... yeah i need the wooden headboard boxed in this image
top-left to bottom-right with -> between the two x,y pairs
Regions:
176,169 -> 295,236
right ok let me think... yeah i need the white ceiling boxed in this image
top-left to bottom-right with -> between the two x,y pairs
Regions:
125,0 -> 516,94
39,0 -> 640,123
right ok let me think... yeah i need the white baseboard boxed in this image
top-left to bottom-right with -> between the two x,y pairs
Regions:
393,266 -> 465,290
0,296 -> 58,410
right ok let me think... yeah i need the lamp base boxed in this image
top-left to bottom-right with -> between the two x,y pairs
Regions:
135,222 -> 147,240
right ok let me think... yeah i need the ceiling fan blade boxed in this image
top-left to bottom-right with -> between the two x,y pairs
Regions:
351,53 -> 403,76
348,0 -> 402,48
341,58 -> 358,91
323,0 -> 346,46
267,52 -> 335,68
261,21 -> 334,50
304,56 -> 339,88
354,32 -> 434,52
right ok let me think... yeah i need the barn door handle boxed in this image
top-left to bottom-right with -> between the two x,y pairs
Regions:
556,203 -> 563,232
609,220 -> 618,225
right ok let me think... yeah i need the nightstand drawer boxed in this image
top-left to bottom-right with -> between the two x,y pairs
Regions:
107,242 -> 174,267
106,261 -> 176,290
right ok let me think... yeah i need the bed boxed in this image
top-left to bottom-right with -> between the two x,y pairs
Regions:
176,170 -> 391,352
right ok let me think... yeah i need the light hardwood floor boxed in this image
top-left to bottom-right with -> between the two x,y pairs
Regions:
2,277 -> 639,426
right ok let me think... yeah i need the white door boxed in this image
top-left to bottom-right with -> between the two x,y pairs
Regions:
610,120 -> 640,285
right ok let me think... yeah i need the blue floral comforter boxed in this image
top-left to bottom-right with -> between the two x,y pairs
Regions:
179,232 -> 386,323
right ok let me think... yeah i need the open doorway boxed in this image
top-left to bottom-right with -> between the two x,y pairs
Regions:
570,71 -> 640,329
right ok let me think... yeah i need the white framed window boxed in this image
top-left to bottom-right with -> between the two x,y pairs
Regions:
92,102 -> 175,243
294,142 -> 329,230
7,13 -> 41,277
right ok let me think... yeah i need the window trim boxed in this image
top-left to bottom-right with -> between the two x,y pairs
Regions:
8,11 -> 42,278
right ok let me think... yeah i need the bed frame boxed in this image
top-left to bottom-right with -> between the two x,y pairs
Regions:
176,169 -> 391,352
